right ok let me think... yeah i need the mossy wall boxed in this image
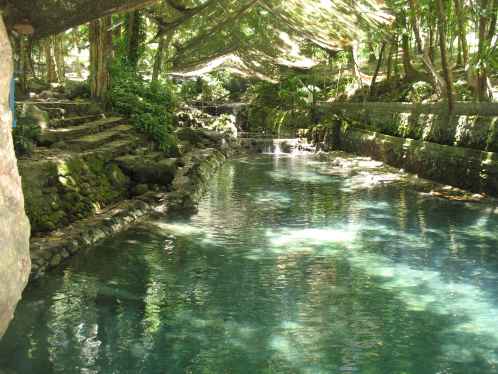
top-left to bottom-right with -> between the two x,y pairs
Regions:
317,102 -> 498,152
328,123 -> 498,196
19,154 -> 130,233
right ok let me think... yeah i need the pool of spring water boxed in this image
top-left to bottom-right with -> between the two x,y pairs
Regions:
2,154 -> 498,374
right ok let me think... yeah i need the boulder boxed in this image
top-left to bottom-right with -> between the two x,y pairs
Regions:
0,18 -> 31,339
115,155 -> 177,187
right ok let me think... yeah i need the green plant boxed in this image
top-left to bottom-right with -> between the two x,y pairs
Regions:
179,75 -> 229,103
209,114 -> 237,138
13,116 -> 41,156
109,62 -> 178,154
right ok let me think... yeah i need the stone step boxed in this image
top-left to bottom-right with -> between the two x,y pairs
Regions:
50,114 -> 104,129
90,139 -> 140,159
21,100 -> 101,118
39,117 -> 125,146
57,125 -> 134,151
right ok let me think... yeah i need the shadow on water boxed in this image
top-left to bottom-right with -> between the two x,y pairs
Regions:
1,154 -> 498,373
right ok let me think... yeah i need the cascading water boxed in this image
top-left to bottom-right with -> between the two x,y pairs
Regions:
261,139 -> 309,155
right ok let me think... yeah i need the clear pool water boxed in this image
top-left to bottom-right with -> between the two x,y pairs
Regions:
2,154 -> 498,374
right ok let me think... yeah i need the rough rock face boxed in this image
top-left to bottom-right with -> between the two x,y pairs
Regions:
0,17 -> 31,338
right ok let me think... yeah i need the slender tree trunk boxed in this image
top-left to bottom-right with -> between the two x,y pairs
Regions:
53,34 -> 65,83
26,37 -> 36,80
407,0 -> 444,93
477,0 -> 491,101
435,0 -> 455,112
44,38 -> 57,84
18,37 -> 28,92
428,23 -> 436,63
152,32 -> 172,82
348,42 -> 363,89
454,0 -> 469,67
370,41 -> 387,98
407,0 -> 423,53
126,11 -> 142,69
367,36 -> 377,64
456,36 -> 463,67
89,16 -> 112,103
386,37 -> 396,81
400,12 -> 418,81
488,0 -> 497,41
126,11 -> 136,60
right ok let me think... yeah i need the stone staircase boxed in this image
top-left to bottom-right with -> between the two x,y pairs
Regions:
15,99 -> 234,280
16,100 -> 145,235
22,100 -> 136,154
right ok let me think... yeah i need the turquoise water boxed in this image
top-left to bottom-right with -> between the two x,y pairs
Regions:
2,154 -> 498,374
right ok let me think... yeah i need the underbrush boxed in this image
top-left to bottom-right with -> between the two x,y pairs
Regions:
13,115 -> 41,157
109,63 -> 178,154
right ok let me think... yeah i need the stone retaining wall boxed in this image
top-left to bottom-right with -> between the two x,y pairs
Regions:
317,102 -> 498,152
29,147 -> 228,280
330,123 -> 498,196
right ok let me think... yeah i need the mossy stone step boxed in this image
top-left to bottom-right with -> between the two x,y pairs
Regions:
57,125 -> 134,151
89,139 -> 138,158
39,117 -> 125,146
23,100 -> 101,116
50,114 -> 104,129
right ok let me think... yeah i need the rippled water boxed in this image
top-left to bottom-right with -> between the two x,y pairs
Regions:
2,154 -> 498,374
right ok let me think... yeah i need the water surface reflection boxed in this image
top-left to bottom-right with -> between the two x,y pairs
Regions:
2,154 -> 498,374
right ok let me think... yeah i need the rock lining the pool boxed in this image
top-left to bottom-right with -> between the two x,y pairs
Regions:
29,146 -> 231,281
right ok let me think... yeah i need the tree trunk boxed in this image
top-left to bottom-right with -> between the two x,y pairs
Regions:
435,0 -> 455,112
454,0 -> 469,67
407,0 -> 423,53
44,38 -> 57,84
386,38 -> 396,80
152,31 -> 173,82
477,0 -> 491,101
126,11 -> 143,69
18,37 -> 29,92
347,42 -> 363,89
407,0 -> 444,93
400,12 -> 419,81
488,0 -> 497,41
0,14 -> 31,340
370,41 -> 386,98
89,16 -> 112,103
367,36 -> 377,64
152,35 -> 165,83
53,34 -> 65,83
26,37 -> 36,80
428,23 -> 436,63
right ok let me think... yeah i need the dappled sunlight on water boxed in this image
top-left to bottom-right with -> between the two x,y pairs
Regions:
2,154 -> 498,373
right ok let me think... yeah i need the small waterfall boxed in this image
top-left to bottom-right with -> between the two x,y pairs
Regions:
273,141 -> 283,155
239,136 -> 315,155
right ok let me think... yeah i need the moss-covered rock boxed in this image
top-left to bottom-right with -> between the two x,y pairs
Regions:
115,155 -> 177,187
19,154 -> 131,234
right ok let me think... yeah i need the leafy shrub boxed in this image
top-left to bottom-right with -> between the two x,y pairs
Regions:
405,81 -> 437,103
246,79 -> 314,133
454,80 -> 473,101
179,75 -> 229,103
65,80 -> 91,100
13,116 -> 41,156
209,114 -> 237,138
176,105 -> 213,128
109,63 -> 178,154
